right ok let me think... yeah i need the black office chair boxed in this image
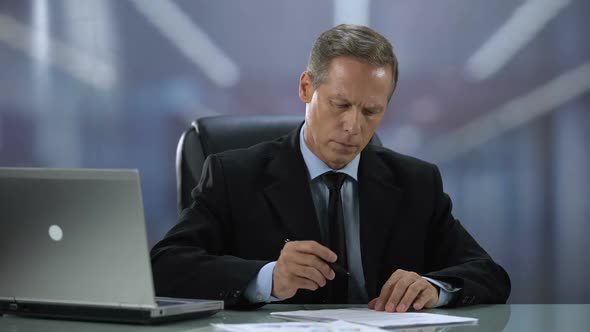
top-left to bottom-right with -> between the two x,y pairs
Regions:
175,115 -> 383,212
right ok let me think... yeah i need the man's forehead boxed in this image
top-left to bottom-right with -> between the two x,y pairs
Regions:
329,92 -> 387,108
372,67 -> 389,79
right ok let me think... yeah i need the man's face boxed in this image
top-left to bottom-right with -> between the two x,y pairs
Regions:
299,56 -> 393,170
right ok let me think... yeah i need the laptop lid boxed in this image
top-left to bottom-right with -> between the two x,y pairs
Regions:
0,168 -> 157,308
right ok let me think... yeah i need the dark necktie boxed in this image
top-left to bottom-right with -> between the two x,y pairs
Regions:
321,171 -> 348,303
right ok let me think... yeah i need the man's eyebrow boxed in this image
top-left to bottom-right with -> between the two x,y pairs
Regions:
365,104 -> 385,110
329,97 -> 351,104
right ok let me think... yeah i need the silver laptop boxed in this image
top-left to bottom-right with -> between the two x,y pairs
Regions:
0,168 -> 223,324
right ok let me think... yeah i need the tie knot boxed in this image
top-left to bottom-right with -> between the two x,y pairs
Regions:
321,171 -> 347,191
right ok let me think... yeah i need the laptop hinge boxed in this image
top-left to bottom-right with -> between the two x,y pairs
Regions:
0,297 -> 18,311
119,303 -> 155,310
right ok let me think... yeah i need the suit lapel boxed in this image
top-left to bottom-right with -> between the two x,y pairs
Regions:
261,128 -> 403,299
358,148 -> 403,298
263,125 -> 323,244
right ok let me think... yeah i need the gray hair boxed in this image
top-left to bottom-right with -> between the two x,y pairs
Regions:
307,24 -> 399,98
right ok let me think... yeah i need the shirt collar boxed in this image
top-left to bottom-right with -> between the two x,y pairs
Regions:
299,124 -> 359,181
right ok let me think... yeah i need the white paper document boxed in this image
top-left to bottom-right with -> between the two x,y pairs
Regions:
270,308 -> 478,329
212,320 -> 385,332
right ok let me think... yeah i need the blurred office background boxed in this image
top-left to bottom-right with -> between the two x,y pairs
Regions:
0,0 -> 588,304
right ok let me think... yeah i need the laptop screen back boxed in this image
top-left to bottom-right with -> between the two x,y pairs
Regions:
0,168 -> 156,308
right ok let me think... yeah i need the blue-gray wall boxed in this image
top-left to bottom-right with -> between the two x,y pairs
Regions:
1,0 -> 588,304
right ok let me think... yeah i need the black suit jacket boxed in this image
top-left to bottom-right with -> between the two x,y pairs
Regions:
151,125 -> 510,308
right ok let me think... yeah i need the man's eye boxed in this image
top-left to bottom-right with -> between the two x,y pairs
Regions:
335,104 -> 349,109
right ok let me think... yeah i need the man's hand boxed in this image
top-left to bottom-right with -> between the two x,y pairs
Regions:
368,269 -> 439,312
272,240 -> 337,300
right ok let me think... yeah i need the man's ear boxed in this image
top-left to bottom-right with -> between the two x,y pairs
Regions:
299,71 -> 314,103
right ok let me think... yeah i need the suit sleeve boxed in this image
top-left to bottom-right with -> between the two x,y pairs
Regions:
423,165 -> 511,306
150,154 -> 268,308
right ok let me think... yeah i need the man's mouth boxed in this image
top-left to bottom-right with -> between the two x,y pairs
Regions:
334,141 -> 359,150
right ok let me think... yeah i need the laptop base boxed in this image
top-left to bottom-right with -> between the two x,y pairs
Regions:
0,301 -> 222,325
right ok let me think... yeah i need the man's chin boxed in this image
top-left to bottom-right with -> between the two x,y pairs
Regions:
333,141 -> 360,153
333,148 -> 359,158
326,154 -> 357,170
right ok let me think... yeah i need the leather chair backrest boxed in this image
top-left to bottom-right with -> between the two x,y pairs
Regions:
175,115 -> 382,212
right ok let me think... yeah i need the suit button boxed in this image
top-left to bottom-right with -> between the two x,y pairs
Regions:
218,290 -> 226,299
232,290 -> 241,298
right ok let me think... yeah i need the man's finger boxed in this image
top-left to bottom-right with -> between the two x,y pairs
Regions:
290,252 -> 335,280
292,265 -> 328,288
293,241 -> 337,263
374,282 -> 393,311
395,281 -> 426,312
375,272 -> 404,311
384,278 -> 412,312
423,285 -> 439,308
292,276 -> 320,291
412,291 -> 429,311
368,298 -> 377,309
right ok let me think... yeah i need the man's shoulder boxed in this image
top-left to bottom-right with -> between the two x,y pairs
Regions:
365,144 -> 437,177
211,136 -> 288,170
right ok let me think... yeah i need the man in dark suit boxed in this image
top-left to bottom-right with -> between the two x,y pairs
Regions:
151,24 -> 510,311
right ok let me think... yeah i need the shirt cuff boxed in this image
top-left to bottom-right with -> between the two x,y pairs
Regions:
244,261 -> 282,303
422,276 -> 461,307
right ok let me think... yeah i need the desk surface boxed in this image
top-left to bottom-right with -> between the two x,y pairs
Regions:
1,304 -> 589,332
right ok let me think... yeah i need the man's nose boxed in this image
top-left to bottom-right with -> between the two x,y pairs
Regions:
343,109 -> 361,134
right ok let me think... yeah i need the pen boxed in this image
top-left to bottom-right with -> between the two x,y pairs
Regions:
284,238 -> 350,276
328,262 -> 350,276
